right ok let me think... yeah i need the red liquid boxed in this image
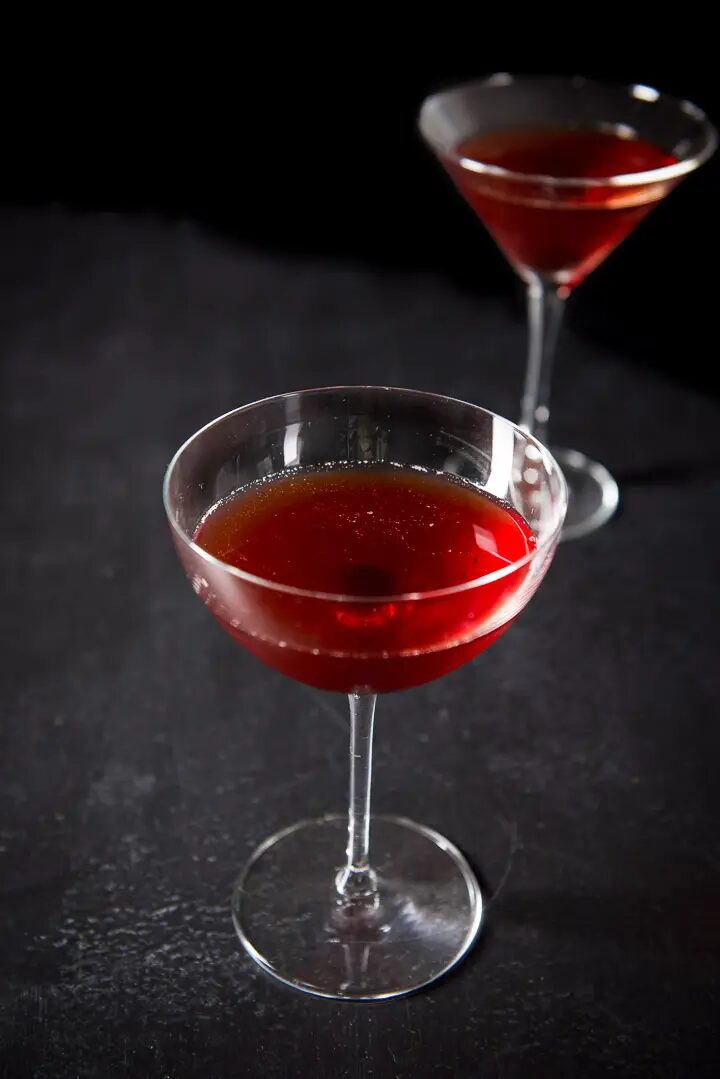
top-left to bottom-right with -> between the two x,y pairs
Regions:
192,465 -> 537,693
451,127 -> 678,288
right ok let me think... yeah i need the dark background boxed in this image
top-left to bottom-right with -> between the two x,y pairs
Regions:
2,32 -> 719,396
2,27 -> 720,1079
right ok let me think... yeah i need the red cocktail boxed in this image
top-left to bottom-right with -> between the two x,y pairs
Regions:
164,387 -> 567,1000
452,127 -> 677,289
420,76 -> 716,539
193,464 -> 536,692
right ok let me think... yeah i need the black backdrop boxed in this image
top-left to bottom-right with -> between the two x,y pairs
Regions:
3,32 -> 719,395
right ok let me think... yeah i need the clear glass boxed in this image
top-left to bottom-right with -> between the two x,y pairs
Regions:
163,386 -> 567,999
419,74 -> 716,540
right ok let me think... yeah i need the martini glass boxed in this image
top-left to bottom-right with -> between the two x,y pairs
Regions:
164,386 -> 566,999
420,75 -> 716,540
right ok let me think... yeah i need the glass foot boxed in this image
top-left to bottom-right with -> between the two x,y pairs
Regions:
232,815 -> 482,1000
553,447 -> 619,542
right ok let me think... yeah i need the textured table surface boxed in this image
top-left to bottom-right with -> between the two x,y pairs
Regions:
1,211 -> 719,1078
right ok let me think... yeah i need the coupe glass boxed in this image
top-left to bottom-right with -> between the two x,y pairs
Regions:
163,387 -> 567,999
420,75 -> 716,540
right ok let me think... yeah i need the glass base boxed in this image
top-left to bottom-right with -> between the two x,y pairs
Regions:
232,815 -> 482,1000
553,447 -> 619,542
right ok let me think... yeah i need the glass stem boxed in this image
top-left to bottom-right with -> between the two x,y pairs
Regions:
520,277 -> 567,446
336,692 -> 378,900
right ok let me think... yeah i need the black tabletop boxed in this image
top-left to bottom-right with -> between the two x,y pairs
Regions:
2,210 -> 719,1078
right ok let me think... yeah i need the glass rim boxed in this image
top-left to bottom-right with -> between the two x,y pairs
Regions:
419,73 -> 718,189
163,386 -> 568,604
